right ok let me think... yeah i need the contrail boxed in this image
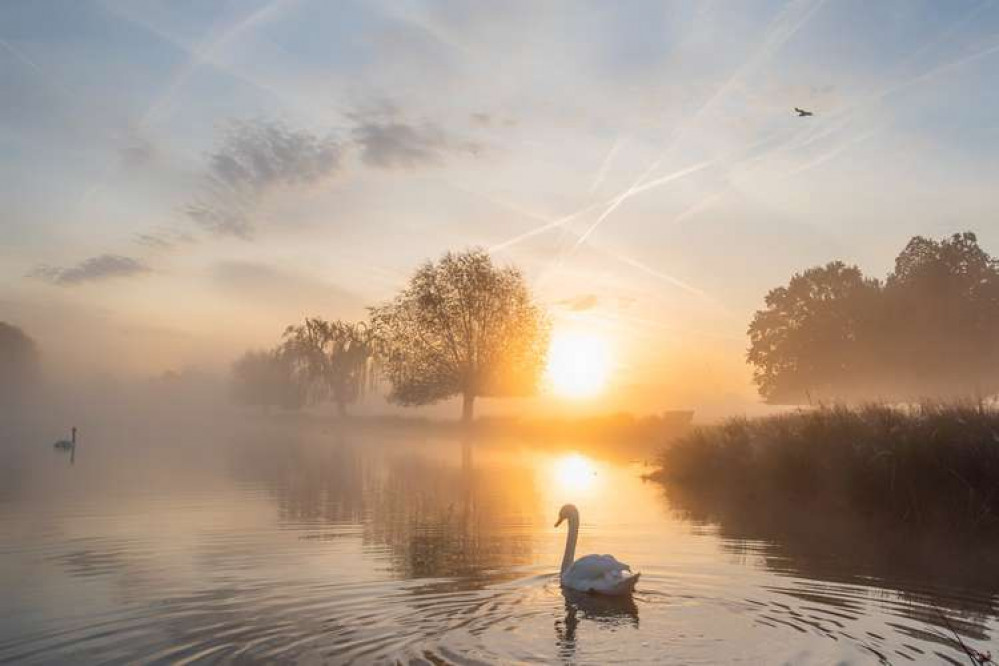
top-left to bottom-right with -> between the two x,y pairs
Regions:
0,37 -> 81,101
0,38 -> 44,73
137,0 -> 297,129
601,247 -> 711,301
488,200 -> 607,252
100,0 -> 300,130
490,0 -> 829,257
570,124 -> 793,255
881,39 -> 999,99
782,128 -> 881,180
72,0 -> 300,245
557,0 -> 829,258
589,137 -> 626,194
572,159 -> 715,251
459,181 -> 721,305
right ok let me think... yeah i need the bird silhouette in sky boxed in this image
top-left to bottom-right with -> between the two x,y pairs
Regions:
794,107 -> 814,117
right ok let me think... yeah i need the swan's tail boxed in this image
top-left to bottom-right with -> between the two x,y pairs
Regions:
604,572 -> 640,596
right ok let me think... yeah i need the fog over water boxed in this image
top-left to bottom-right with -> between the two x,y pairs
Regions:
1,414 -> 995,664
4,2 -> 999,663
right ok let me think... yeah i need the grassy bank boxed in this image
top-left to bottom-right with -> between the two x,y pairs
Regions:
652,403 -> 999,535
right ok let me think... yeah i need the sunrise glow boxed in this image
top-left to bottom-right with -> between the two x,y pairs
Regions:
545,331 -> 612,399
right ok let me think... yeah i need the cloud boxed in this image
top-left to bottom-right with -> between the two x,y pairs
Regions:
133,228 -> 196,251
184,202 -> 253,239
188,120 -> 342,237
29,254 -> 151,286
352,120 -> 482,169
557,294 -> 599,311
206,120 -> 342,194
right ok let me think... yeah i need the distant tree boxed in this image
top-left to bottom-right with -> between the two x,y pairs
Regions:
280,318 -> 375,416
370,249 -> 549,422
747,262 -> 881,404
230,348 -> 305,411
0,322 -> 40,408
747,232 -> 999,404
883,232 -> 999,397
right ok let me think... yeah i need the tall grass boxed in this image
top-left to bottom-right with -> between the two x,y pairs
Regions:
654,403 -> 999,535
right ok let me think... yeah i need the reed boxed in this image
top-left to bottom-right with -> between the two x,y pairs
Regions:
653,402 -> 999,535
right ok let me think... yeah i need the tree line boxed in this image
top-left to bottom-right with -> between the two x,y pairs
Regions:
748,232 -> 999,404
231,249 -> 550,421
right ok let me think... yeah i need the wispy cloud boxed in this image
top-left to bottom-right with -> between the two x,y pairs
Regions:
352,120 -> 479,169
29,254 -> 151,286
188,119 -> 342,238
207,120 -> 341,194
133,228 -> 196,251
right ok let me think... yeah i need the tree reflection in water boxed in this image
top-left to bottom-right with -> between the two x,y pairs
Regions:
365,435 -> 538,588
232,432 -> 540,588
662,482 -> 999,644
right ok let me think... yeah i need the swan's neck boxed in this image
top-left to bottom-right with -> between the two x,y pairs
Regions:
560,515 -> 579,575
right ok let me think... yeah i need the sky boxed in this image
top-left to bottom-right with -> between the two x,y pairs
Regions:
2,0 -> 999,417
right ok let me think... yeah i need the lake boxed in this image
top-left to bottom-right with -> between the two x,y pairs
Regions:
1,419 -> 996,664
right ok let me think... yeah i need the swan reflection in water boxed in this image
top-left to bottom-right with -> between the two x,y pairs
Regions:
555,587 -> 639,658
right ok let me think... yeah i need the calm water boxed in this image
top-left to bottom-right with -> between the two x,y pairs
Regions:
1,420 -> 996,665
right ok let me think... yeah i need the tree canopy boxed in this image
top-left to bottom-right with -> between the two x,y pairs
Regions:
748,232 -> 999,404
280,318 -> 375,415
370,249 -> 549,421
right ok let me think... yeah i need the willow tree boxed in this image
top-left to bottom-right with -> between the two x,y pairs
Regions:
281,318 -> 375,416
370,249 -> 549,423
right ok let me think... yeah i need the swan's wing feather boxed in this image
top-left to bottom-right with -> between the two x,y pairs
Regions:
562,555 -> 640,595
564,554 -> 631,580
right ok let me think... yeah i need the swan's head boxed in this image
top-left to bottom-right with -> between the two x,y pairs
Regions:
555,503 -> 579,528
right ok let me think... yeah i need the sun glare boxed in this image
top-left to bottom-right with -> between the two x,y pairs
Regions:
554,454 -> 598,493
545,330 -> 612,398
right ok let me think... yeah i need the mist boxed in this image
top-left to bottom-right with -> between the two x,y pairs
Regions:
4,1 -> 999,663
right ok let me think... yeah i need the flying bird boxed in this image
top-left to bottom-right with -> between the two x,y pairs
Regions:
794,107 -> 814,117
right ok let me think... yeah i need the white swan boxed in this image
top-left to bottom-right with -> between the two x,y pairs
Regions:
53,427 -> 76,450
555,504 -> 639,596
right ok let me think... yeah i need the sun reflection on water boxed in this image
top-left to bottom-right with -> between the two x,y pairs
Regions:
553,453 -> 599,495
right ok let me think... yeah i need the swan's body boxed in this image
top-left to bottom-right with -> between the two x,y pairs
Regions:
53,427 -> 76,450
555,504 -> 639,596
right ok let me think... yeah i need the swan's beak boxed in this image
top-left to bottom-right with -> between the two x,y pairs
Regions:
554,516 -> 564,527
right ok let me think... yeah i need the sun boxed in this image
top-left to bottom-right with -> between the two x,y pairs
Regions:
545,330 -> 612,398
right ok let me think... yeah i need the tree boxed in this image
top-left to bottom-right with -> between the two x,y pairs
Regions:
370,249 -> 549,422
230,348 -> 305,411
280,318 -> 375,416
747,232 -> 999,404
0,322 -> 40,409
747,262 -> 881,404
883,232 -> 999,397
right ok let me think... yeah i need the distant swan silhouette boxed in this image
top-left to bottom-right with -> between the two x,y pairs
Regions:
53,427 -> 76,450
555,504 -> 639,596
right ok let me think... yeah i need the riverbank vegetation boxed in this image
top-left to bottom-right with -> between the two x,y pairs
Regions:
652,403 -> 999,536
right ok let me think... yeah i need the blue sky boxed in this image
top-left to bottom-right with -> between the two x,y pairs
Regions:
2,0 -> 998,413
